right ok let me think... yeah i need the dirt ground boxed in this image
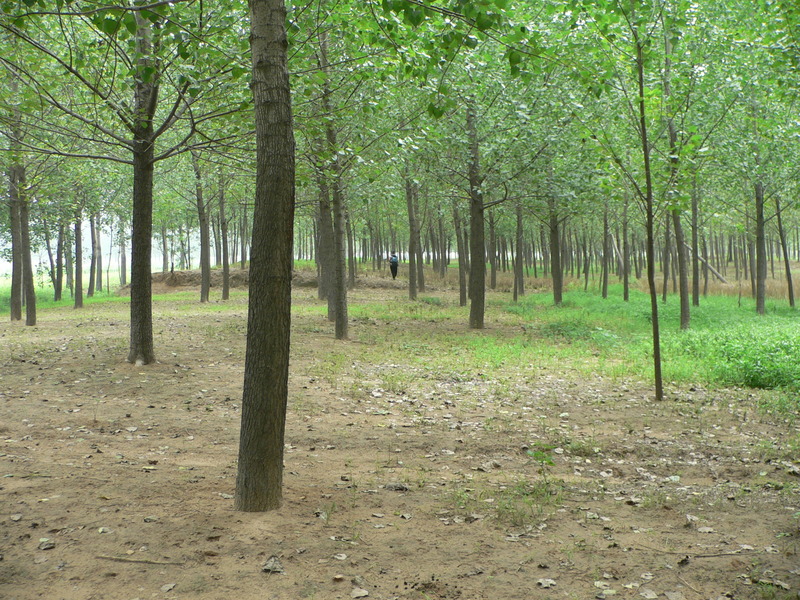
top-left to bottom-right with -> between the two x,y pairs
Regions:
1,283 -> 799,600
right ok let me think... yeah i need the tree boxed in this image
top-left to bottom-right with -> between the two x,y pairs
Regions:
234,0 -> 295,512
1,0 -> 250,362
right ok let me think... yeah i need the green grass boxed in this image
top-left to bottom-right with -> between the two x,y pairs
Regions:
506,284 -> 800,394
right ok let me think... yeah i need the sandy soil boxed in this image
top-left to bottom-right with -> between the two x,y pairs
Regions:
1,284 -> 799,600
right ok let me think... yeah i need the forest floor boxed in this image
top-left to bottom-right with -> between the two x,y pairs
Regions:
1,279 -> 799,600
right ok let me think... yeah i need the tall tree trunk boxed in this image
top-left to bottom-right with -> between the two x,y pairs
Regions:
95,214 -> 103,294
601,204 -> 609,300
775,196 -> 794,308
466,102 -> 485,329
550,198 -> 564,305
235,0 -> 295,513
19,187 -> 36,325
346,211 -> 356,289
88,214 -> 97,297
634,22 -> 663,401
8,163 -> 23,321
413,182 -> 425,292
192,150 -> 211,303
320,30 -> 347,339
127,13 -> 158,365
622,196 -> 630,301
672,211 -> 690,329
489,209 -> 497,290
662,215 -> 671,303
315,167 -> 335,309
664,31 -> 690,328
453,203 -> 467,307
119,223 -> 128,287
514,202 -> 524,300
74,211 -> 84,309
55,222 -> 65,301
755,180 -> 767,315
219,169 -> 230,300
161,222 -> 169,273
406,167 -> 418,300
691,177 -> 700,306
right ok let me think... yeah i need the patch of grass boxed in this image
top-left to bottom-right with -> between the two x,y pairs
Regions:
448,475 -> 564,528
503,286 -> 800,392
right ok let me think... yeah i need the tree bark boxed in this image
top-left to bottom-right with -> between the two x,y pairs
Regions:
755,180 -> 767,315
219,169 -> 230,300
514,202 -> 524,301
550,198 -> 564,305
453,203 -> 467,307
127,13 -> 158,365
775,196 -> 794,308
19,185 -> 36,325
634,21 -> 663,401
192,150 -> 211,303
88,214 -> 97,297
466,102 -> 485,329
406,167 -> 418,300
8,161 -> 23,321
235,0 -> 295,513
74,211 -> 84,309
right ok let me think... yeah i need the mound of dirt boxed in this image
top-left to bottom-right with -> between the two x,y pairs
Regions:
119,268 -> 409,294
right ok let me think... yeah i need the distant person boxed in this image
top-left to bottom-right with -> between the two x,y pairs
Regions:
389,252 -> 399,280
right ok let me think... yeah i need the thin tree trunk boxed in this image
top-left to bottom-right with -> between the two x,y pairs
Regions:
634,22 -> 663,401
406,166 -> 418,300
776,196 -> 794,307
192,150 -> 211,303
88,214 -> 97,297
466,102 -> 485,329
219,169 -> 230,300
74,211 -> 84,309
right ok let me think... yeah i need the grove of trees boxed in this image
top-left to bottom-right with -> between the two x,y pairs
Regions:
3,0 -> 800,507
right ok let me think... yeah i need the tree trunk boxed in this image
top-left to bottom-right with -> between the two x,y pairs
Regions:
466,102 -> 485,329
634,23 -> 663,401
489,209 -> 497,290
192,150 -> 211,303
74,211 -> 84,309
346,211 -> 356,289
691,178 -> 700,306
550,198 -> 564,305
235,0 -> 295,513
622,197 -> 630,301
453,203 -> 467,307
406,167 -> 419,300
413,181 -> 425,292
55,222 -> 65,301
88,214 -> 97,297
775,196 -> 794,308
9,162 -> 23,321
161,222 -> 169,273
601,204 -> 609,300
315,167 -> 335,312
755,180 -> 767,315
20,189 -> 36,325
320,30 -> 348,339
672,210 -> 690,329
95,214 -> 103,294
119,224 -> 128,287
514,202 -> 524,300
127,13 -> 159,365
219,169 -> 230,300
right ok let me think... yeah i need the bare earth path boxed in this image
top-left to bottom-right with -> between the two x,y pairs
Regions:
1,286 -> 798,600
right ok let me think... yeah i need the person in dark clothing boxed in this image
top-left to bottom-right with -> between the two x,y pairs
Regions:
389,252 -> 399,280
